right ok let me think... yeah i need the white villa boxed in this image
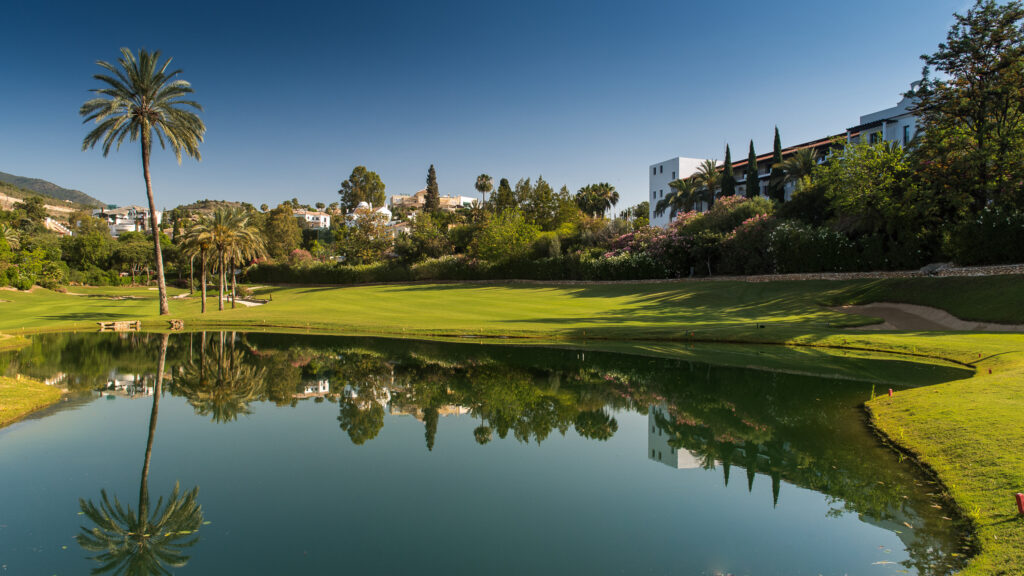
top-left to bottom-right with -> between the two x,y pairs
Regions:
93,205 -> 162,237
293,209 -> 332,230
345,202 -> 392,227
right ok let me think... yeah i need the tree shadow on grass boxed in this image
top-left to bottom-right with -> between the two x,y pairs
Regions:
41,312 -> 136,321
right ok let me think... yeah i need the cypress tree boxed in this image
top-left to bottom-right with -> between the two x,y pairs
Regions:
745,140 -> 759,199
424,164 -> 440,212
720,145 -> 735,197
768,127 -> 785,202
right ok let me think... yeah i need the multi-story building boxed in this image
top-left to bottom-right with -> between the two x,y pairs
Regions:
847,85 -> 919,146
648,157 -> 708,227
729,134 -> 847,201
93,205 -> 161,237
648,85 -> 920,227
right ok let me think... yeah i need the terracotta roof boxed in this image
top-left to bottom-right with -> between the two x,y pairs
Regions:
726,133 -> 849,172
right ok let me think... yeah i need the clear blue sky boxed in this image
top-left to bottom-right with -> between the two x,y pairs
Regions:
0,0 -> 968,211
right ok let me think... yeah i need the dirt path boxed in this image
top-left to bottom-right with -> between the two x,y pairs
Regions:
834,302 -> 1024,332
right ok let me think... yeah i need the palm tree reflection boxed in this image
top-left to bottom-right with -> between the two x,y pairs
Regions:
175,332 -> 266,423
77,334 -> 204,575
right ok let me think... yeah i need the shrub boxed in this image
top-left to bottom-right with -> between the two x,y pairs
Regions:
684,196 -> 773,234
767,221 -> 858,273
944,206 -> 1024,265
288,249 -> 313,266
719,214 -> 778,275
470,210 -> 539,262
531,232 -> 561,259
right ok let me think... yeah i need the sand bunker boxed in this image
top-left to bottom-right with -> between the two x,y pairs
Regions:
834,302 -> 1024,332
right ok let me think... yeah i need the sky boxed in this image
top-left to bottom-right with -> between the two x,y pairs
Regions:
0,0 -> 971,212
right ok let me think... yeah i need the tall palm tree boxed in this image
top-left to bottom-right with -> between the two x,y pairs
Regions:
180,221 -> 214,314
0,222 -> 19,251
475,174 -> 493,207
80,48 -> 206,316
777,147 -> 821,188
222,208 -> 265,309
693,159 -> 721,209
78,334 -> 204,575
655,179 -> 700,220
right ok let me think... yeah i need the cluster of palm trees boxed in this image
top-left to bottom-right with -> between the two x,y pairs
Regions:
180,207 -> 265,312
574,182 -> 619,218
654,149 -> 821,221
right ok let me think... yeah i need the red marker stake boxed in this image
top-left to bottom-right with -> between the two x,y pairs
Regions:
888,389 -> 894,397
1016,493 -> 1024,515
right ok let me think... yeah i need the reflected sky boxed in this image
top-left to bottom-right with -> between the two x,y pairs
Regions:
0,333 -> 973,575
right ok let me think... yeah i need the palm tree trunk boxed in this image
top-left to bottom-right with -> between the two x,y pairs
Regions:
141,136 -> 170,316
230,257 -> 236,309
139,333 -> 169,524
200,252 -> 207,314
189,254 -> 195,295
218,251 -> 225,311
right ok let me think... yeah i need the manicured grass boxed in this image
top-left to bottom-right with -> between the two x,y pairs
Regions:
0,375 -> 62,428
822,275 -> 1024,324
0,275 -> 1022,572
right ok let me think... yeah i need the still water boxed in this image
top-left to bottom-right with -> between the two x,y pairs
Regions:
0,332 -> 973,575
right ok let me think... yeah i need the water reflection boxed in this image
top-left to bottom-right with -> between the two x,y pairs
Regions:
76,335 -> 204,575
2,332 -> 975,575
174,332 -> 266,423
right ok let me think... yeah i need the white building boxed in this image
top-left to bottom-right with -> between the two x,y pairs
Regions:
648,157 -> 707,227
293,209 -> 332,230
93,205 -> 162,237
647,405 -> 702,469
848,85 -> 920,146
345,202 -> 392,227
647,84 -> 921,228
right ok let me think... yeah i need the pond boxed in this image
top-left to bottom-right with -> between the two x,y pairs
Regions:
0,332 -> 974,575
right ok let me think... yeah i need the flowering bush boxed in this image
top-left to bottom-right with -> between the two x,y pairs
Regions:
719,214 -> 778,274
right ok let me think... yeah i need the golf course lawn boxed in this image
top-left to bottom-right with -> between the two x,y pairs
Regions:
0,275 -> 1022,573
0,375 -> 61,427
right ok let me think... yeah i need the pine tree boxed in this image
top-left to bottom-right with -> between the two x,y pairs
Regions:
768,127 -> 785,202
745,140 -> 759,199
721,145 -> 735,197
424,164 -> 440,212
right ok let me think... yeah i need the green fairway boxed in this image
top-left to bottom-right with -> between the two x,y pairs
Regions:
1,276 -> 1022,573
0,279 -> 928,337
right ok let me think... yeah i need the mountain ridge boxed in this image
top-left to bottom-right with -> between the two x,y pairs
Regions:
0,170 -> 105,208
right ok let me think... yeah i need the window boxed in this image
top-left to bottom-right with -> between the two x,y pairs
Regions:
903,125 -> 911,145
659,165 -> 663,174
869,132 -> 881,144
660,190 -> 664,198
652,167 -> 656,176
671,171 -> 676,179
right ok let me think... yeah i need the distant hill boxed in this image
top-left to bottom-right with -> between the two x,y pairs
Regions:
0,171 -> 104,208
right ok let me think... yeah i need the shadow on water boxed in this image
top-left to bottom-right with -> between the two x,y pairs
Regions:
1,331 -> 976,575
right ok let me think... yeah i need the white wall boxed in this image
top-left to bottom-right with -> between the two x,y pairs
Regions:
648,157 -> 706,227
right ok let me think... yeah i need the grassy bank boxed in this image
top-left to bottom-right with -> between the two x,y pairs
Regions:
0,276 -> 1022,572
0,375 -> 62,428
